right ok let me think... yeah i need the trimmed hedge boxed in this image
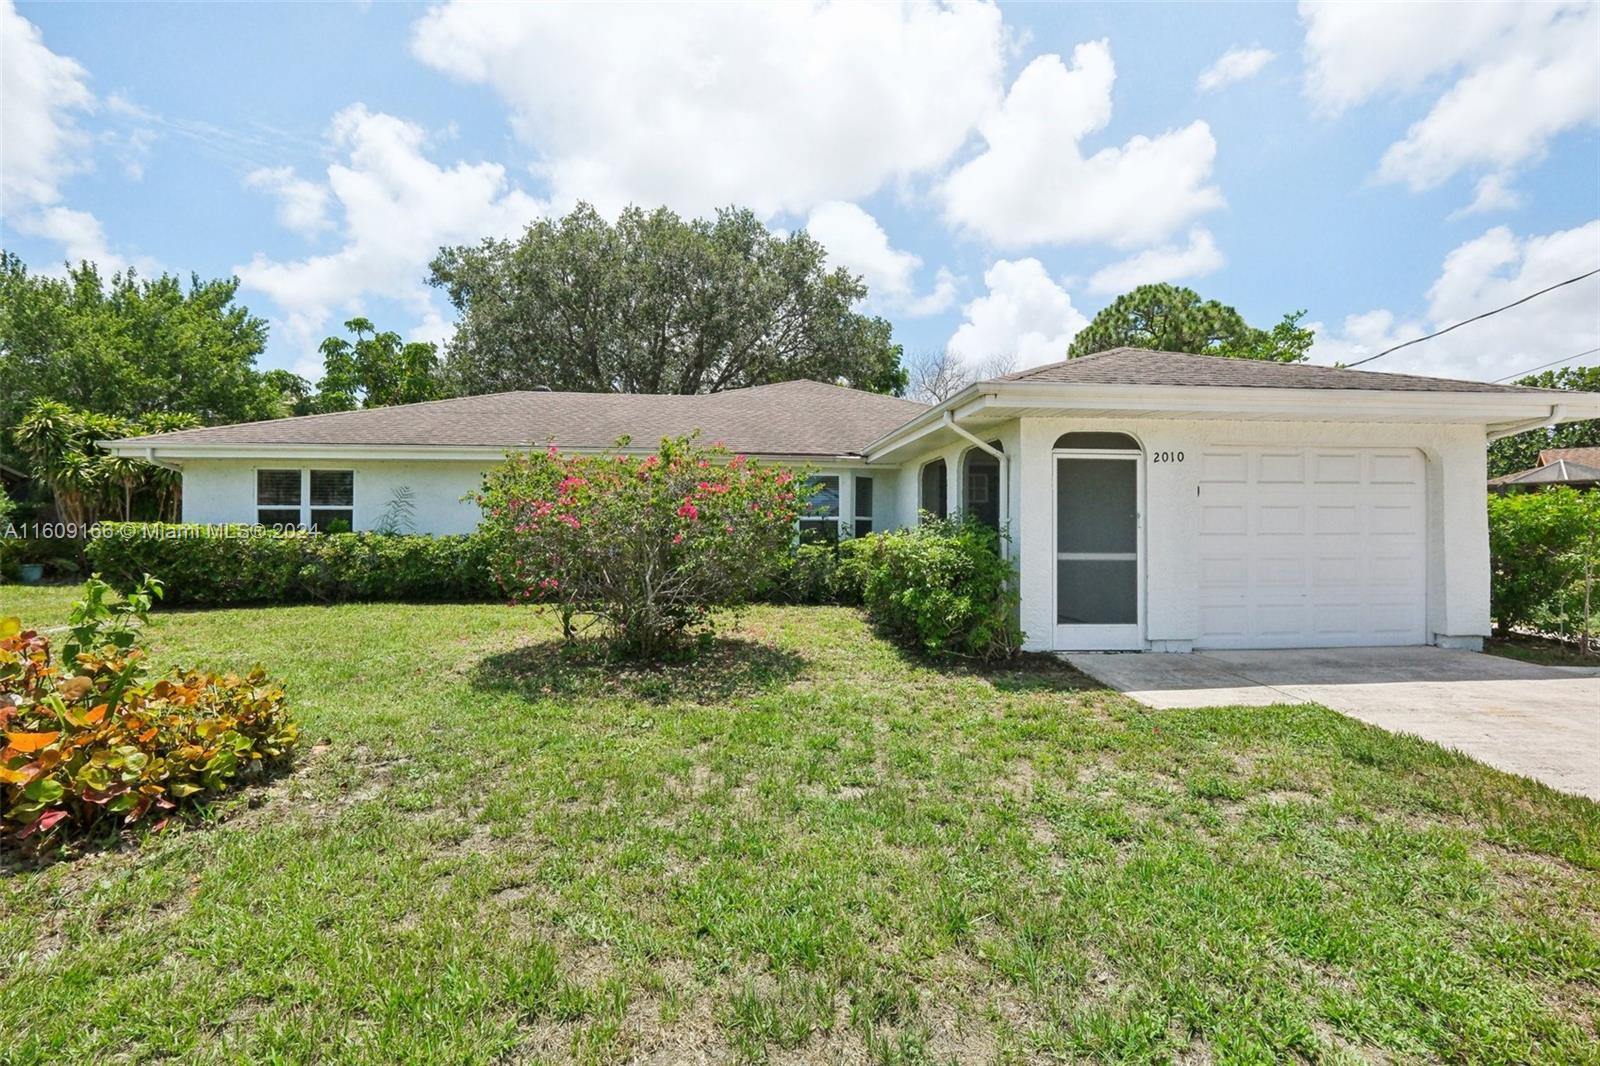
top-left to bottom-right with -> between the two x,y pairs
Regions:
85,523 -> 496,606
843,518 -> 1021,661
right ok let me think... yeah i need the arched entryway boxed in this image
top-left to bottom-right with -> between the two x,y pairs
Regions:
961,441 -> 1002,530
1053,432 -> 1142,651
919,458 -> 947,523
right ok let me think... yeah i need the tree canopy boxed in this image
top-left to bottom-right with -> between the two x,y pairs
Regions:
0,253 -> 279,460
1487,366 -> 1600,478
429,203 -> 907,396
312,318 -> 444,413
1067,283 -> 1313,363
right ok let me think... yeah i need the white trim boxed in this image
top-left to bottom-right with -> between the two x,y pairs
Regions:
255,466 -> 356,530
863,381 -> 1600,458
1052,445 -> 1145,652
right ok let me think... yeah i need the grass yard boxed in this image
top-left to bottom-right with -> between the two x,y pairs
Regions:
1,589 -> 1597,1064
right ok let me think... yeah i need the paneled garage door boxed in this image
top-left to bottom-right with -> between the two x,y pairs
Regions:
1196,447 -> 1426,649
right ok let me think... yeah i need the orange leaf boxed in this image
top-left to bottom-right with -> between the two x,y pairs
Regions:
85,704 -> 108,725
5,731 -> 60,753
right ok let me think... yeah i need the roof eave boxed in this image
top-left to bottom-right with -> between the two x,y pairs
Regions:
863,381 -> 1600,460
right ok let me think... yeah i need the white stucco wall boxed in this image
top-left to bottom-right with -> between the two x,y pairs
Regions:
180,459 -> 496,534
181,458 -> 906,539
897,416 -> 1493,653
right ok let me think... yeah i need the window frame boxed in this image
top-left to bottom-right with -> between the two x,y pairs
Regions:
256,467 -> 355,531
798,473 -> 842,545
852,474 -> 874,537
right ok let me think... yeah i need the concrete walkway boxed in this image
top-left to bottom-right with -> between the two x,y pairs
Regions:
1063,647 -> 1600,800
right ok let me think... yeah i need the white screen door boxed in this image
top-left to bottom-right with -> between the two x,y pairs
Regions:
1054,451 -> 1142,650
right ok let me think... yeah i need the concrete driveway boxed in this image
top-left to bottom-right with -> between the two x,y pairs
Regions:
1063,647 -> 1600,800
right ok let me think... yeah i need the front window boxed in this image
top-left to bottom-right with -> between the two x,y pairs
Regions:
853,475 -> 874,536
256,470 -> 302,528
257,469 -> 354,530
798,474 -> 841,545
310,470 -> 355,531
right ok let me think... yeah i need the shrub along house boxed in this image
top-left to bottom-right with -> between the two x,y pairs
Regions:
102,348 -> 1600,654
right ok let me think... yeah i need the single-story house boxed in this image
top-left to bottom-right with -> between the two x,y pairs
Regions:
1488,445 -> 1600,492
103,347 -> 1600,654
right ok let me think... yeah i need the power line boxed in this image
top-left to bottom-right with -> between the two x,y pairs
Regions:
1344,267 -> 1600,369
1490,345 -> 1600,383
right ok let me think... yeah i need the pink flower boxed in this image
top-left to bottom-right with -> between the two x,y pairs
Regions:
557,514 -> 581,530
776,471 -> 793,485
677,501 -> 699,520
672,533 -> 685,544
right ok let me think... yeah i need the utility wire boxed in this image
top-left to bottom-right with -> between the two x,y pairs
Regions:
1344,267 -> 1600,369
1490,345 -> 1600,383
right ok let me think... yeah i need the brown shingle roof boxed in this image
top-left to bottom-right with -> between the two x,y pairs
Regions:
995,347 -> 1568,394
1538,446 -> 1600,467
1489,459 -> 1600,488
105,380 -> 928,457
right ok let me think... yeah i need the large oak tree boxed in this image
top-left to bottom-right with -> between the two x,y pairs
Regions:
428,203 -> 907,396
1067,283 -> 1313,363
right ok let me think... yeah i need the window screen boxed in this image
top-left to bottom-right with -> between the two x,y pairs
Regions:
853,476 -> 873,536
257,469 -> 302,528
919,460 -> 947,523
308,470 -> 354,531
799,475 -> 841,545
257,470 -> 301,506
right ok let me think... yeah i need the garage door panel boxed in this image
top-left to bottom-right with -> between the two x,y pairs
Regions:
1312,452 -> 1361,483
1197,446 -> 1426,649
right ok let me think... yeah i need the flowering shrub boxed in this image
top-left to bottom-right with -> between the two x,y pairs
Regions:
476,435 -> 812,656
844,518 -> 1022,661
1,583 -> 297,850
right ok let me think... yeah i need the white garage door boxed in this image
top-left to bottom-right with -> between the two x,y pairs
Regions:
1196,447 -> 1426,649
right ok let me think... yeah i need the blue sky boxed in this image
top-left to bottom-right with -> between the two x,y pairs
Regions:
4,1 -> 1597,384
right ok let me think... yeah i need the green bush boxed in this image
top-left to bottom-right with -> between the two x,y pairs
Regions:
2,578 -> 298,850
846,518 -> 1021,661
1488,488 -> 1600,647
85,524 -> 496,607
762,542 -> 858,605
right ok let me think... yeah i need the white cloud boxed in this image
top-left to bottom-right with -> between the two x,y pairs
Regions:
0,1 -> 146,272
411,0 -> 1006,218
1197,46 -> 1275,93
940,42 -> 1223,249
1310,219 -> 1600,380
1088,227 -> 1224,295
1301,2 -> 1599,200
236,104 -> 543,359
803,200 -> 955,317
1453,173 -> 1522,218
947,258 -> 1088,369
245,166 -> 333,238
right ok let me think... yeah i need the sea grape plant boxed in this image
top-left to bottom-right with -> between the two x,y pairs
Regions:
476,435 -> 813,656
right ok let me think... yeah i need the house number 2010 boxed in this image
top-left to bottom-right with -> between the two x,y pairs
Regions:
1152,451 -> 1185,463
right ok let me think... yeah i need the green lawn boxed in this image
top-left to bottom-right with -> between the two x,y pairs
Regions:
2,591 -> 1597,1064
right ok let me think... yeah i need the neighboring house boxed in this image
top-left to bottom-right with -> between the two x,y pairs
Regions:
103,348 -> 1600,655
1488,446 -> 1600,493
